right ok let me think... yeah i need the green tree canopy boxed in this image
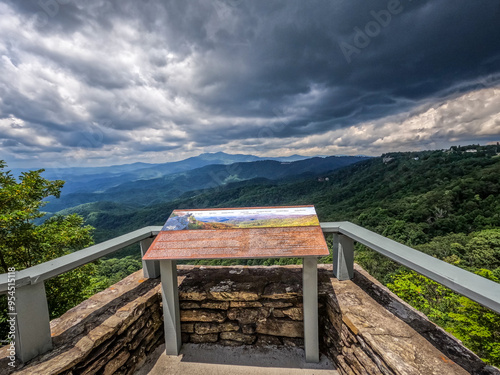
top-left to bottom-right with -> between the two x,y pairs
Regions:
388,269 -> 500,365
0,161 -> 94,271
0,161 -> 96,330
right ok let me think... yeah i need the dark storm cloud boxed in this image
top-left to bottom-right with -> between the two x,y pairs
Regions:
0,0 -> 499,167
3,0 -> 84,33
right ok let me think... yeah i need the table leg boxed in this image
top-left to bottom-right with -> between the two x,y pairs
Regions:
303,257 -> 320,363
160,260 -> 182,355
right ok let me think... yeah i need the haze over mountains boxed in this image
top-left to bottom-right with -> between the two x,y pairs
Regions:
54,145 -> 500,249
15,152 -> 310,191
41,152 -> 370,213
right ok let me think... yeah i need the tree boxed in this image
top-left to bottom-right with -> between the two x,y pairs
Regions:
465,229 -> 500,269
0,161 -> 96,333
387,270 -> 458,325
388,269 -> 500,365
447,269 -> 500,365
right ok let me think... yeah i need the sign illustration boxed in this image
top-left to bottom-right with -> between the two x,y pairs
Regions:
143,205 -> 329,260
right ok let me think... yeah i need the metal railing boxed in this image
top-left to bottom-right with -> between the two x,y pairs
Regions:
1,222 -> 499,363
322,222 -> 500,314
0,226 -> 163,363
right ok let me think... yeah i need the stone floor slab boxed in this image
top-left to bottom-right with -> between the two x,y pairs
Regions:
135,343 -> 338,375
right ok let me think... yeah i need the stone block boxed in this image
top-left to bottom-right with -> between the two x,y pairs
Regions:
272,309 -> 285,318
220,321 -> 240,332
74,336 -> 97,357
282,307 -> 303,321
145,330 -> 164,353
123,310 -> 152,344
194,321 -> 240,334
227,308 -> 270,324
180,302 -> 200,309
190,333 -> 219,343
262,283 -> 301,299
220,331 -> 256,344
230,301 -> 263,308
209,280 -> 261,301
140,329 -> 161,354
86,324 -> 117,350
128,322 -> 155,351
194,322 -> 220,334
180,309 -> 226,323
181,323 -> 195,333
262,301 -> 294,308
178,286 -> 207,301
77,338 -> 121,374
114,288 -> 159,335
102,349 -> 130,375
241,324 -> 256,334
256,335 -> 282,346
200,301 -> 230,310
256,319 -> 304,338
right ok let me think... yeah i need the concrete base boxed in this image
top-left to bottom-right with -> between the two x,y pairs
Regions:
135,343 -> 337,375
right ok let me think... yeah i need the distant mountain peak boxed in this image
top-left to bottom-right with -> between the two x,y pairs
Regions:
200,151 -> 227,156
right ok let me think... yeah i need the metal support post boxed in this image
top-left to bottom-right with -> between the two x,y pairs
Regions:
160,260 -> 181,355
141,237 -> 160,278
303,257 -> 319,363
15,281 -> 52,362
332,234 -> 354,280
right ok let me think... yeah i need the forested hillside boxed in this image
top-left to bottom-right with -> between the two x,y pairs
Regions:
65,145 -> 500,281
70,145 -> 500,242
59,144 -> 500,364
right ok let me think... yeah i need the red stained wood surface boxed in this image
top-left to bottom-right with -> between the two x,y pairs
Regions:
143,206 -> 329,260
143,227 -> 329,260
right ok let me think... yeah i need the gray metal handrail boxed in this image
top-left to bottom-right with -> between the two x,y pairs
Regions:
0,226 -> 163,363
0,226 -> 163,293
321,221 -> 500,314
1,222 -> 499,364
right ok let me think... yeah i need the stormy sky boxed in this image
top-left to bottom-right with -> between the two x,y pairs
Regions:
1,0 -> 499,168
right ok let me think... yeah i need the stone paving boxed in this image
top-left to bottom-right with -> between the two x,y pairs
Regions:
136,343 -> 338,375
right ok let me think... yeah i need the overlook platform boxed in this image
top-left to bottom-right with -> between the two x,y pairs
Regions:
2,263 -> 495,374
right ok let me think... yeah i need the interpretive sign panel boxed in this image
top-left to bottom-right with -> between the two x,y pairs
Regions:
143,205 -> 329,260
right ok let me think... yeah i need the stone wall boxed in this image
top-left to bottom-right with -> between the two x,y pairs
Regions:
177,265 -> 306,348
318,264 -> 499,375
0,271 -> 165,375
0,264 -> 497,375
350,265 -> 498,375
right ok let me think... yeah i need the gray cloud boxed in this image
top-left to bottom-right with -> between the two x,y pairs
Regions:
0,0 -> 499,167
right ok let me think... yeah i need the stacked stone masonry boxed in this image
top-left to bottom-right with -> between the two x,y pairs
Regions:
176,265 -> 306,349
0,264 -> 497,375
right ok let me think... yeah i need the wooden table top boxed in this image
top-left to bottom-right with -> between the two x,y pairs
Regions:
142,205 -> 329,260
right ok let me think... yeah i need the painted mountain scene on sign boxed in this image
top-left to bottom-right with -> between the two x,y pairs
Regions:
161,207 -> 320,231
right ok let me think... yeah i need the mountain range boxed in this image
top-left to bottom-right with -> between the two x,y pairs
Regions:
54,145 -> 499,247
42,152 -> 370,212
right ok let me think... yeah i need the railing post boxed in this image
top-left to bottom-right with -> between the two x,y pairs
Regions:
160,260 -> 182,355
332,234 -> 354,280
303,257 -> 320,363
15,281 -> 52,362
141,237 -> 160,278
